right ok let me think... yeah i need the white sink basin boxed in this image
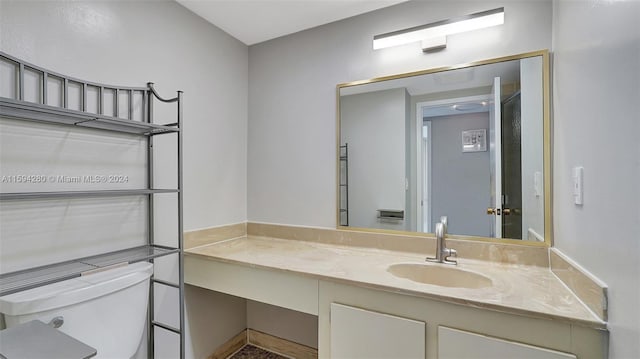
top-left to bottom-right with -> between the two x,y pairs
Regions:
387,263 -> 492,289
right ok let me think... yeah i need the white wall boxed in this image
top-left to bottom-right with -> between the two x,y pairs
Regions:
552,1 -> 640,358
183,287 -> 247,359
247,300 -> 318,349
0,121 -> 149,272
340,88 -> 407,230
0,0 -> 248,231
248,0 -> 552,227
0,1 -> 248,358
8,1 -> 638,358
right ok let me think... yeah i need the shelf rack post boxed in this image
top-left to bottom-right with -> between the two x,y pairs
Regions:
177,89 -> 185,359
146,82 -> 185,359
147,84 -> 156,359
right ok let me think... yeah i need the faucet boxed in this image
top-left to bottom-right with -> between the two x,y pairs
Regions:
426,216 -> 457,265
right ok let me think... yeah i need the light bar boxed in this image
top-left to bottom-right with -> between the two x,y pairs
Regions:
373,8 -> 504,51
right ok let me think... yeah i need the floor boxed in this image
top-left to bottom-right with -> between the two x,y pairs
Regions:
228,345 -> 289,359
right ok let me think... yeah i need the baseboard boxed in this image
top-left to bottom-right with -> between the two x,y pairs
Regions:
207,329 -> 247,359
208,328 -> 318,359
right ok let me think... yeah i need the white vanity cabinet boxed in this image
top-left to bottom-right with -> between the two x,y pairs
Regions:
330,303 -> 425,359
185,254 -> 607,359
438,326 -> 577,359
319,281 -> 606,359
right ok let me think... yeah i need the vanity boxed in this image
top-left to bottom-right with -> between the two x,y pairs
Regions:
185,50 -> 608,359
185,226 -> 607,359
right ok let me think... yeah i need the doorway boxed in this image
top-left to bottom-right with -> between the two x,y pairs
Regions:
416,95 -> 490,234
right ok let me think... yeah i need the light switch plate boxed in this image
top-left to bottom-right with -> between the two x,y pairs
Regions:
573,166 -> 584,205
534,171 -> 542,198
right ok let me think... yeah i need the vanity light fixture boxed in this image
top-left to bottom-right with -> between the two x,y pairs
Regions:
373,7 -> 504,52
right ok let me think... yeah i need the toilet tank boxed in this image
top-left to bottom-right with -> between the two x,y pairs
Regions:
0,262 -> 153,359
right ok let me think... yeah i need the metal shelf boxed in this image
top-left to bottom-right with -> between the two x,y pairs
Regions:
1,189 -> 178,200
339,144 -> 349,226
0,98 -> 178,136
0,244 -> 179,297
0,51 -> 186,358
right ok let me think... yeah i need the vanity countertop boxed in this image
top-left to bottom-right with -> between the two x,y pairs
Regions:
185,235 -> 606,330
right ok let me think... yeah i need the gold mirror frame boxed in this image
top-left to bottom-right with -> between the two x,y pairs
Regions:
336,49 -> 551,247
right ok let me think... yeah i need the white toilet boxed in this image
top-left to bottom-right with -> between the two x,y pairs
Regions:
0,262 -> 153,359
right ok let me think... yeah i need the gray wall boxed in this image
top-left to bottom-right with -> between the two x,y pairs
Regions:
0,1 -> 248,358
340,88 -> 408,230
7,0 -> 638,357
429,113 -> 491,237
0,1 -> 248,231
247,0 -> 553,227
247,300 -> 318,349
246,2 -> 552,345
552,0 -> 640,357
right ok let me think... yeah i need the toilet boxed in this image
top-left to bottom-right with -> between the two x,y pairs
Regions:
0,262 -> 153,359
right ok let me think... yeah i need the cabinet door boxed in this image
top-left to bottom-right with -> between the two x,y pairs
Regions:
330,303 -> 425,359
438,326 -> 576,359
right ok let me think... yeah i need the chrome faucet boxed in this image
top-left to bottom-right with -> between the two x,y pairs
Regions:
426,216 -> 457,265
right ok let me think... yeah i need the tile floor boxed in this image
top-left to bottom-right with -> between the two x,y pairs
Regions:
228,345 -> 288,359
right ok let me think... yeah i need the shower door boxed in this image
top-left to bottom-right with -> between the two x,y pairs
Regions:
501,92 -> 523,239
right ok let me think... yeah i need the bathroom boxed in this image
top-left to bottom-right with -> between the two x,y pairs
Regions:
0,0 -> 638,358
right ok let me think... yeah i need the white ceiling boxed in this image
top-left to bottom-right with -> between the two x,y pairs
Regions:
176,0 -> 407,45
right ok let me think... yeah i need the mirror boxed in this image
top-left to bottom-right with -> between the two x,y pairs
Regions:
337,50 -> 550,245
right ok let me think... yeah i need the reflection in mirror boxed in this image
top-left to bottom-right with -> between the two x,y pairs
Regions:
337,51 -> 549,244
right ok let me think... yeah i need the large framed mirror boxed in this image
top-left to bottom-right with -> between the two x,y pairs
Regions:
336,50 -> 551,246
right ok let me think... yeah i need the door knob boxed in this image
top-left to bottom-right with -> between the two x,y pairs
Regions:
488,207 -> 515,215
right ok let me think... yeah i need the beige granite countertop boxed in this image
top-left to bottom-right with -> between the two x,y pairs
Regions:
185,235 -> 606,330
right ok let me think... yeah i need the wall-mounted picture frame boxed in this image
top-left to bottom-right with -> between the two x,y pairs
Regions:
462,129 -> 487,152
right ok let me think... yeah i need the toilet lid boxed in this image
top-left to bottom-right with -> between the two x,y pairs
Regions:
0,320 -> 97,359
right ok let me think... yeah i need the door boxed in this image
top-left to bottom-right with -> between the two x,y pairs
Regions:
489,77 -> 502,237
421,121 -> 431,233
330,303 -> 425,359
439,326 -> 577,359
416,104 -> 432,234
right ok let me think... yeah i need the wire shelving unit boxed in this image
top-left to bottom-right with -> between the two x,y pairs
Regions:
0,51 -> 185,358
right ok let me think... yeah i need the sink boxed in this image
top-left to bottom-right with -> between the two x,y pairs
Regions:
387,263 -> 492,289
